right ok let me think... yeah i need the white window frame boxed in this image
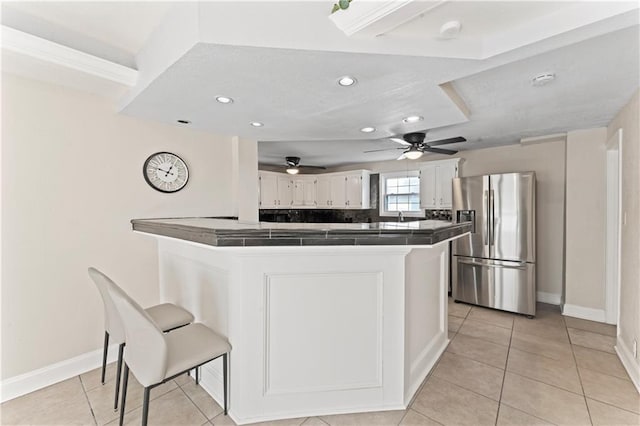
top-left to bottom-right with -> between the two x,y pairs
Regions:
379,170 -> 425,218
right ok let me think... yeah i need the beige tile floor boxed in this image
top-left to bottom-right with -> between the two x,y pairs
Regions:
2,299 -> 639,425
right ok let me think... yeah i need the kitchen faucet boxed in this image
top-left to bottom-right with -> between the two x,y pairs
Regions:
398,211 -> 404,222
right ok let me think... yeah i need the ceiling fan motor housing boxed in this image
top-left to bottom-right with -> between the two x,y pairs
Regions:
285,156 -> 301,166
403,132 -> 426,144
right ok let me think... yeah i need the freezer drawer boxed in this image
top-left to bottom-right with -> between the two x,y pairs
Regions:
452,256 -> 536,316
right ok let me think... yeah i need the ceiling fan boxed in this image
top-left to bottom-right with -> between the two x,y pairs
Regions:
283,156 -> 327,175
364,132 -> 466,160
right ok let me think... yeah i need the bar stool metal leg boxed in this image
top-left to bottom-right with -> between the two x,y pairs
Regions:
119,364 -> 129,426
114,343 -> 125,410
101,331 -> 109,384
223,353 -> 228,415
141,388 -> 150,426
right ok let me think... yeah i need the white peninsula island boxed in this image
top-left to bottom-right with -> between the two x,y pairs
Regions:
131,218 -> 471,425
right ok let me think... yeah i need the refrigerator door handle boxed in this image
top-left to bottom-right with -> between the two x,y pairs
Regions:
489,189 -> 495,250
483,190 -> 489,247
457,258 -> 528,270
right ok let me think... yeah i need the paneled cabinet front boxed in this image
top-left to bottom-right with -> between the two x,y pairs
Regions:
315,172 -> 369,209
260,171 -> 370,210
420,160 -> 459,209
292,177 -> 317,208
259,172 -> 292,208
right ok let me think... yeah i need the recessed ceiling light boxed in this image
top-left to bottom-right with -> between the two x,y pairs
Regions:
360,126 -> 376,133
531,73 -> 555,86
403,115 -> 424,123
250,122 -> 264,127
216,96 -> 233,104
338,76 -> 357,87
176,119 -> 191,124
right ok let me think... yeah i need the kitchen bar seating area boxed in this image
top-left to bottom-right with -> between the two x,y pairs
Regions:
2,2 -> 639,426
3,298 -> 638,425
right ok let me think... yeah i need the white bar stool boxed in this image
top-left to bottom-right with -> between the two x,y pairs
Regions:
88,267 -> 195,411
103,269 -> 231,426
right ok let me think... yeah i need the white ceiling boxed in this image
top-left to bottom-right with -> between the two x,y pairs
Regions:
1,1 -> 638,168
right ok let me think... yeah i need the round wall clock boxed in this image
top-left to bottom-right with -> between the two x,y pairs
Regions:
143,152 -> 189,193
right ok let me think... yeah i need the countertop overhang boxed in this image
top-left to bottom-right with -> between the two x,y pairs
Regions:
131,217 -> 471,247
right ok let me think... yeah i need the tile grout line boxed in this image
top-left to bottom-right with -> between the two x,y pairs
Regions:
176,380 -> 218,424
79,375 -> 99,426
568,323 -> 595,425
499,401 -> 561,426
494,315 -> 515,426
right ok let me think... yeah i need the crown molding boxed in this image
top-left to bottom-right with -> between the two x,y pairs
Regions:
328,0 -> 446,37
1,25 -> 138,86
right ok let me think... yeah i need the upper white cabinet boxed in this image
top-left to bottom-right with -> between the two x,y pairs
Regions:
260,170 -> 370,209
259,171 -> 292,208
345,171 -> 370,208
317,171 -> 370,209
292,176 -> 317,208
419,159 -> 460,209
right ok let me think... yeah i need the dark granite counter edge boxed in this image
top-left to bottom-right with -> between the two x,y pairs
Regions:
131,219 -> 472,247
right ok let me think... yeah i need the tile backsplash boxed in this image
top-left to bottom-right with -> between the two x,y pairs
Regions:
425,209 -> 452,221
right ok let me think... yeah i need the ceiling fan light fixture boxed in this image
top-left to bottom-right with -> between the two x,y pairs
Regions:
360,126 -> 376,133
286,167 -> 300,175
216,96 -> 234,104
403,115 -> 424,124
338,76 -> 357,87
404,149 -> 424,160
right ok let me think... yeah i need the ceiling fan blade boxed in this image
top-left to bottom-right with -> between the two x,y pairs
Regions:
299,165 -> 327,170
390,137 -> 411,146
424,146 -> 458,155
364,147 -> 404,153
397,153 -> 407,160
425,136 -> 466,146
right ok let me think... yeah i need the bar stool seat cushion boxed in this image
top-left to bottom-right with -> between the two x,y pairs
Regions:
146,304 -> 194,332
164,324 -> 231,382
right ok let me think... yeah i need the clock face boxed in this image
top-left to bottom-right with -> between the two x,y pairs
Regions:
143,152 -> 189,193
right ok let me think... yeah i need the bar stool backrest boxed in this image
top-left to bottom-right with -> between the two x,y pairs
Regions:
104,274 -> 169,387
88,267 -> 126,344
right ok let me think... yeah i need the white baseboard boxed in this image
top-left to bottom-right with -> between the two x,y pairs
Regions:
562,304 -> 606,323
1,344 -> 119,403
615,338 -> 640,394
537,291 -> 561,305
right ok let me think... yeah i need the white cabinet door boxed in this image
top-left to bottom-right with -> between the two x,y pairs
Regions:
345,174 -> 363,208
292,177 -> 317,207
259,173 -> 279,208
277,176 -> 292,207
316,176 -> 331,208
303,178 -> 317,207
292,178 -> 306,207
436,164 -> 456,208
330,175 -> 347,208
420,166 -> 437,209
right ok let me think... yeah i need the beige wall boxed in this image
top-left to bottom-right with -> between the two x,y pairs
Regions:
564,128 -> 607,311
607,90 -> 640,380
328,140 -> 566,300
1,74 -> 235,379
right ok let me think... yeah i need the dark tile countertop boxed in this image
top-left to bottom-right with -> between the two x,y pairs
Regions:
131,217 -> 471,247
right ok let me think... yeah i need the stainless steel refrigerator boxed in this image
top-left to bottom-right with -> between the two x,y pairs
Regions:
452,172 -> 536,316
